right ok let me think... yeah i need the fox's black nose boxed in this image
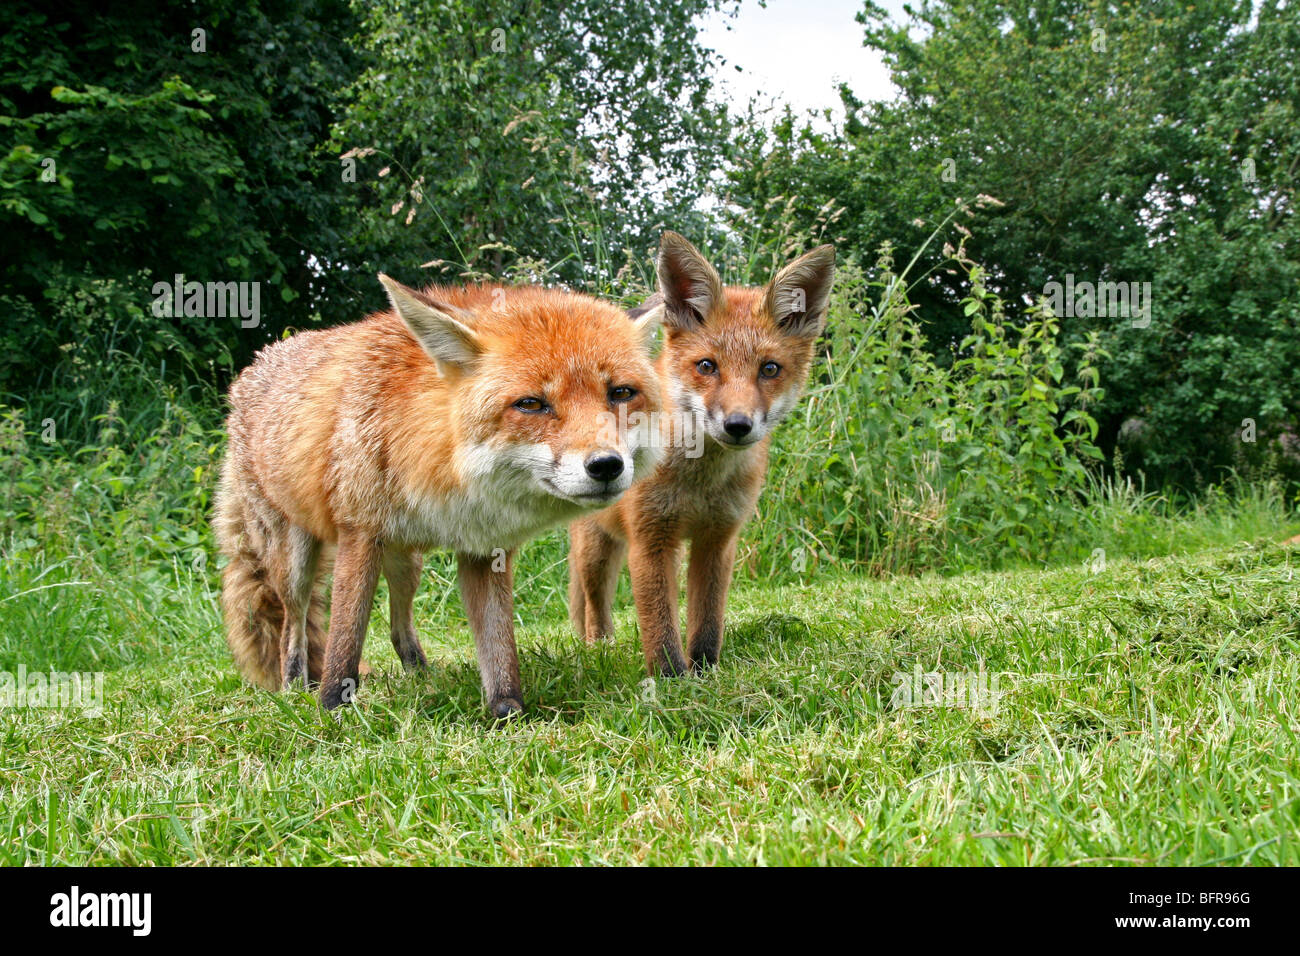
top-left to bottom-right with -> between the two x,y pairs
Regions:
723,413 -> 753,439
584,452 -> 625,482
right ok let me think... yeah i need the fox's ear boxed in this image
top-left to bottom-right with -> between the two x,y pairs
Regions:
378,273 -> 482,373
657,232 -> 723,330
627,291 -> 664,347
765,244 -> 835,338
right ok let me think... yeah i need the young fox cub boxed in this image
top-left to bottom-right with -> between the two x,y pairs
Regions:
216,276 -> 662,716
568,233 -> 834,675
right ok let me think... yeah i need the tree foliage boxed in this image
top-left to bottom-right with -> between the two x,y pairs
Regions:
726,0 -> 1299,488
0,0 -> 363,384
328,0 -> 736,295
2,0 -> 1295,491
0,0 -> 737,394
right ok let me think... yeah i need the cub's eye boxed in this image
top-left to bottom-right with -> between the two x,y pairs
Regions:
760,361 -> 781,379
609,385 -> 637,404
513,397 -> 548,414
696,359 -> 718,375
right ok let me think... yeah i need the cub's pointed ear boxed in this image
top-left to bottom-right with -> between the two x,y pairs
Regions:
627,291 -> 664,347
378,273 -> 482,373
765,245 -> 835,338
657,232 -> 723,330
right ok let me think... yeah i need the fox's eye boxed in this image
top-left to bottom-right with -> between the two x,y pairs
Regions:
760,361 -> 781,379
609,385 -> 637,404
513,397 -> 548,414
696,359 -> 717,375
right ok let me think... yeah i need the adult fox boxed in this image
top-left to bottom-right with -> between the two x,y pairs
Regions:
569,233 -> 834,676
216,276 -> 661,716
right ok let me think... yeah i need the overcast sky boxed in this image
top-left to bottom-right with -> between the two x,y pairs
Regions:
698,0 -> 914,122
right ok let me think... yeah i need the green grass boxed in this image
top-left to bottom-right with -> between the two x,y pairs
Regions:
2,535 -> 1298,865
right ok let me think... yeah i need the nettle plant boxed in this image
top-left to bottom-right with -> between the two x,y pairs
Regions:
944,251 -> 1107,562
750,236 -> 1107,578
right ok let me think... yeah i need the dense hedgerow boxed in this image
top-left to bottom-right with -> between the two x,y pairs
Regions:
1,231 -> 1293,650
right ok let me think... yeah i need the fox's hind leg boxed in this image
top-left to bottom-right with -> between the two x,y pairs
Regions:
383,546 -> 428,671
280,524 -> 322,690
568,517 -> 626,644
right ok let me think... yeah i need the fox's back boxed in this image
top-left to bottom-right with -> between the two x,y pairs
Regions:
224,313 -> 451,541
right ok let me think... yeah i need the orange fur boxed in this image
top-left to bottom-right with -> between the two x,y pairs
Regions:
216,277 -> 662,715
569,233 -> 834,674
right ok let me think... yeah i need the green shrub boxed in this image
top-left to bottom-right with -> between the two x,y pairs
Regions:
1,229 -> 1293,639
747,231 -> 1106,578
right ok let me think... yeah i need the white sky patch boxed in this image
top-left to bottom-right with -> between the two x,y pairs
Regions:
699,0 -> 913,126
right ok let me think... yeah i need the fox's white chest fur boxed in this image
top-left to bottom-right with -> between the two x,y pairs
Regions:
382,444 -> 578,555
382,440 -> 655,557
387,477 -> 579,556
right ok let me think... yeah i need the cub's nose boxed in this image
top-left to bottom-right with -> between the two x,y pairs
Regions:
723,413 -> 754,439
584,451 -> 625,482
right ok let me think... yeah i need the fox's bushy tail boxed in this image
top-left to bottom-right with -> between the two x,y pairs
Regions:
214,460 -> 326,690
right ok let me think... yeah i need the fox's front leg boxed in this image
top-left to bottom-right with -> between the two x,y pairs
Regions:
383,546 -> 428,671
627,536 -> 689,677
457,550 -> 524,718
686,529 -> 738,671
320,529 -> 384,709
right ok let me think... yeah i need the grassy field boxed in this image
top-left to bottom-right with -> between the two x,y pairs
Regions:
2,533 -> 1298,865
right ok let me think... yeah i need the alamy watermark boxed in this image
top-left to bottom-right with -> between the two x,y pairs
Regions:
595,402 -> 705,459
151,273 -> 260,328
50,886 -> 151,936
889,665 -> 1004,717
1043,274 -> 1151,328
0,665 -> 105,716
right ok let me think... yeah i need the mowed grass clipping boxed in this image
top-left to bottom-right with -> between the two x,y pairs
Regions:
1,540 -> 1298,866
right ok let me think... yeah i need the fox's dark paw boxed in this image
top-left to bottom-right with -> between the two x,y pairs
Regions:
688,628 -> 721,672
656,654 -> 689,679
490,697 -> 524,720
319,676 -> 359,710
282,653 -> 309,691
689,654 -> 719,674
396,647 -> 428,672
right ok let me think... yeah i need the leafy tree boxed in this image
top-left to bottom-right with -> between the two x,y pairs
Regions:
327,0 -> 737,298
0,0 -> 740,399
0,0 -> 363,390
725,0 -> 1299,488
1105,1 -> 1300,483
